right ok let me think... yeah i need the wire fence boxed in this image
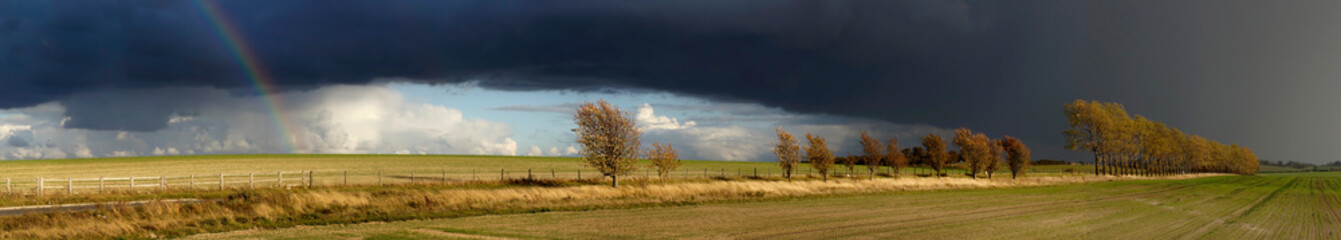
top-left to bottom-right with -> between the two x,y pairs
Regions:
0,166 -> 1069,196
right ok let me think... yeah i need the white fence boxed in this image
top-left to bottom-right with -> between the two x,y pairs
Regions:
3,171 -> 310,196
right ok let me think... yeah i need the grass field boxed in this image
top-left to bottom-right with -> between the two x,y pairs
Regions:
0,155 -> 1089,193
188,172 -> 1341,239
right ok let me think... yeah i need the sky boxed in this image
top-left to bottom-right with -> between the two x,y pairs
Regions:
0,0 -> 1337,163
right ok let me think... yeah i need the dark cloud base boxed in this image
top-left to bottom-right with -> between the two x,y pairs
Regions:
3,1 -> 1108,161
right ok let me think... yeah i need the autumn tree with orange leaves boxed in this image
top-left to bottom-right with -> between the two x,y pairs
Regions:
806,133 -> 835,181
773,127 -> 802,181
859,131 -> 883,179
885,138 -> 908,177
1064,99 -> 1258,176
645,142 -> 680,183
922,134 -> 949,177
574,100 -> 642,188
1001,136 -> 1032,179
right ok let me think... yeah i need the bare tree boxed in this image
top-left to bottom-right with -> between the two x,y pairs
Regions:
774,127 -> 802,181
1001,136 -> 1032,179
805,133 -> 835,182
922,134 -> 948,177
574,100 -> 642,188
859,131 -> 883,179
645,142 -> 680,183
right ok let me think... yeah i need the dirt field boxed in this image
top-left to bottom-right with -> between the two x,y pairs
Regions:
187,172 -> 1340,239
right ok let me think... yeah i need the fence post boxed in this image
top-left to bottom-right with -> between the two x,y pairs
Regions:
249,172 -> 254,189
278,171 -> 283,187
219,173 -> 224,190
99,177 -> 104,193
37,177 -> 43,196
301,171 -> 307,187
578,169 -> 581,180
308,171 -> 313,188
68,177 -> 73,194
190,174 -> 195,189
129,177 -> 134,191
500,169 -> 504,181
473,169 -> 477,181
160,176 -> 166,190
378,171 -> 383,186
411,170 -> 416,184
754,168 -> 758,178
527,169 -> 532,180
442,169 -> 447,184
551,169 -> 555,179
5,178 -> 8,193
343,171 -> 348,186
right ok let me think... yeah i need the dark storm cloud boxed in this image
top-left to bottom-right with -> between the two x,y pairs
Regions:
2,1 -> 1092,159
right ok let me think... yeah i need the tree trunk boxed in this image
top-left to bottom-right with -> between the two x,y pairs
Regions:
611,175 -> 619,188
1093,152 -> 1101,176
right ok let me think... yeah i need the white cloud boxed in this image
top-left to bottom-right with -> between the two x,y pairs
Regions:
645,126 -> 770,161
526,145 -> 544,156
564,146 -> 579,155
0,85 -> 517,159
151,147 -> 180,155
637,103 -> 696,130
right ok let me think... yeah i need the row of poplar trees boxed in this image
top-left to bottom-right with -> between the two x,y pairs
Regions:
773,127 -> 1033,181
1063,100 -> 1259,176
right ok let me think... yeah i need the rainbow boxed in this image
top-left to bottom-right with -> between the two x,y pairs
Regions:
195,0 -> 300,153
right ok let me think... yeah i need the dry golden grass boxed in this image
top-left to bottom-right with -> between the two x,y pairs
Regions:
0,173 -> 1213,239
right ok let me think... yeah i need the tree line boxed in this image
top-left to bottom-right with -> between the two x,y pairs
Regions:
1063,100 -> 1259,176
773,127 -> 1032,180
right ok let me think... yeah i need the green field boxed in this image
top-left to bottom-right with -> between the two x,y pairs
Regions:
188,172 -> 1341,239
0,155 -> 1086,193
